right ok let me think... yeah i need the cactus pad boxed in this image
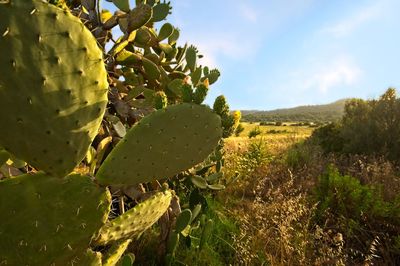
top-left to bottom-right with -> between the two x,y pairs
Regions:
102,239 -> 132,266
0,0 -> 108,177
96,103 -> 222,186
94,190 -> 172,245
0,173 -> 111,265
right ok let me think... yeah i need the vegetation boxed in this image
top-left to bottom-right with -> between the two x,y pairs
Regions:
0,0 -> 239,265
313,88 -> 400,162
242,99 -> 347,123
248,126 -> 262,138
0,0 -> 399,265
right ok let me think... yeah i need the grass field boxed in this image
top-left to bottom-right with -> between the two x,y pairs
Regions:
225,122 -> 314,154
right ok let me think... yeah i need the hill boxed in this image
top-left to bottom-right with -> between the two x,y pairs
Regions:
242,99 -> 348,123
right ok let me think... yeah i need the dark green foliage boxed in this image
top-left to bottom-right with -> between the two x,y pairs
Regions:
242,99 -> 347,123
267,129 -> 288,134
234,123 -> 244,136
312,122 -> 344,153
213,96 -> 229,116
314,166 -> 388,223
248,126 -> 261,138
312,165 -> 400,263
221,114 -> 236,138
312,88 -> 400,162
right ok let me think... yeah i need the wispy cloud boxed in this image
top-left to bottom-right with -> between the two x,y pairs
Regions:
194,34 -> 256,68
321,2 -> 383,37
292,56 -> 363,93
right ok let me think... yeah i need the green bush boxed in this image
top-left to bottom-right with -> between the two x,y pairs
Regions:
314,166 -> 388,222
234,123 -> 245,136
312,165 -> 400,261
248,126 -> 262,138
312,122 -> 344,153
311,88 -> 400,162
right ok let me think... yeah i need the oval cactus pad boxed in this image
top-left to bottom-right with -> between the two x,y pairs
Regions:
0,173 -> 111,265
97,103 -> 222,186
95,190 -> 172,245
0,0 -> 108,177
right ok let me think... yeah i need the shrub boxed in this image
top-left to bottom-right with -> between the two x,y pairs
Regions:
312,88 -> 400,163
248,126 -> 261,138
313,165 -> 400,263
234,123 -> 245,136
312,122 -> 344,153
314,165 -> 389,223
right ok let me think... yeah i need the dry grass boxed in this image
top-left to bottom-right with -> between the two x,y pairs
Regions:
219,126 -> 400,265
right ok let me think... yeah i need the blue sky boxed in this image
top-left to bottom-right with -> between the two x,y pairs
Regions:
103,0 -> 400,110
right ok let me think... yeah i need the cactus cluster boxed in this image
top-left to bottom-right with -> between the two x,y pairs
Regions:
0,0 -> 238,264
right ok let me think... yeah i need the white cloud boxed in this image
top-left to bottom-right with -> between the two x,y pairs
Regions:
321,2 -> 383,37
293,56 -> 363,93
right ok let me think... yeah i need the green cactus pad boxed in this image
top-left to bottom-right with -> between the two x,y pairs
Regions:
193,84 -> 209,104
142,57 -> 161,80
175,209 -> 192,233
0,173 -> 111,265
102,239 -> 132,266
158,22 -> 174,41
213,95 -> 229,116
181,84 -> 193,103
127,4 -> 152,32
152,2 -> 172,22
94,190 -> 172,245
96,103 -> 222,186
168,27 -> 180,45
113,0 -> 130,12
185,46 -> 197,72
0,0 -> 108,177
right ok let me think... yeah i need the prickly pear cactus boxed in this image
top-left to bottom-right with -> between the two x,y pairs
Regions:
0,0 -> 108,177
102,240 -> 132,266
95,190 -> 173,245
0,0 -> 232,264
0,173 -> 111,265
96,103 -> 222,186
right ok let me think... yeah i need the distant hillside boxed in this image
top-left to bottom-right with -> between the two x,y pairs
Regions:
242,99 -> 348,123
